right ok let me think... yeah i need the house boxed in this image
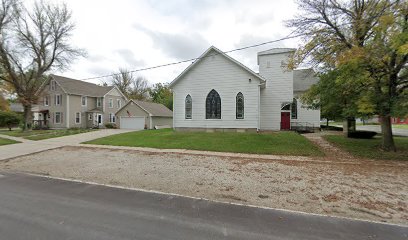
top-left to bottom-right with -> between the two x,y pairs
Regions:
37,75 -> 127,128
169,46 -> 320,132
10,103 -> 42,124
391,117 -> 408,125
115,99 -> 173,130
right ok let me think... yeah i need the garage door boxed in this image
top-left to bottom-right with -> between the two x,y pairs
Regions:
120,117 -> 145,130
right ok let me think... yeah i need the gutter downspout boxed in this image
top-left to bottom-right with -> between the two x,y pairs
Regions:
257,84 -> 262,132
149,113 -> 153,129
172,91 -> 175,130
66,94 -> 70,128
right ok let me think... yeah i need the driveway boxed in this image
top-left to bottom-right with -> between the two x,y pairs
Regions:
0,129 -> 134,161
0,172 -> 406,240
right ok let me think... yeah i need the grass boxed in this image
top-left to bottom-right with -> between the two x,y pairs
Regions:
393,124 -> 408,129
0,128 -> 96,141
324,135 -> 408,161
84,129 -> 324,156
0,137 -> 19,146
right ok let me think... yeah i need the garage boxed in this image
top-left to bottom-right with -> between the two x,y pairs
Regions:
119,117 -> 145,130
116,100 -> 173,130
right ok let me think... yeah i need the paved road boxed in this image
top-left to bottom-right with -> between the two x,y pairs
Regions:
332,124 -> 408,137
356,125 -> 408,137
0,172 -> 406,240
0,129 -> 134,161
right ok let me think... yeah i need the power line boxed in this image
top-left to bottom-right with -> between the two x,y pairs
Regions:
79,33 -> 303,82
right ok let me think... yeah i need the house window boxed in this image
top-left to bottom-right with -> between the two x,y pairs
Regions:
88,113 -> 92,120
236,92 -> 244,119
206,89 -> 221,119
81,96 -> 87,106
50,80 -> 56,91
108,98 -> 113,108
75,112 -> 81,124
291,98 -> 298,119
44,96 -> 49,106
97,98 -> 102,108
185,94 -> 192,119
55,94 -> 61,106
117,99 -> 121,108
55,112 -> 62,124
109,113 -> 116,123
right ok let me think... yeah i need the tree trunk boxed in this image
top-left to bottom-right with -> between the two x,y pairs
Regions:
326,119 -> 329,127
380,116 -> 396,151
343,117 -> 356,137
23,104 -> 32,131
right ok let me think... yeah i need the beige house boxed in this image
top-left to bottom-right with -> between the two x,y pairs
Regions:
116,100 -> 173,130
37,75 -> 127,129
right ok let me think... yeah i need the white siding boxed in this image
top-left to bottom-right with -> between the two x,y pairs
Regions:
259,52 -> 294,130
292,96 -> 321,128
172,49 -> 260,129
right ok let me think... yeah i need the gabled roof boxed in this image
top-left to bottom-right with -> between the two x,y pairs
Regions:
50,74 -> 114,97
116,99 -> 173,117
293,69 -> 318,92
169,46 -> 267,88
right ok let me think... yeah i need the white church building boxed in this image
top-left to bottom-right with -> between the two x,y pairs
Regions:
169,46 -> 320,132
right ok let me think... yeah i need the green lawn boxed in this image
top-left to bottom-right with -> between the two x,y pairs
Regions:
393,124 -> 408,129
0,128 -> 96,141
324,135 -> 408,161
85,129 -> 324,156
0,137 -> 19,146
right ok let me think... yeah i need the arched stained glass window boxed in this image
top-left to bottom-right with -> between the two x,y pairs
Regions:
185,95 -> 192,119
291,98 -> 297,119
236,92 -> 244,119
206,89 -> 221,119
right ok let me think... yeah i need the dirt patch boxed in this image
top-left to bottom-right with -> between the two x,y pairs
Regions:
1,146 -> 407,225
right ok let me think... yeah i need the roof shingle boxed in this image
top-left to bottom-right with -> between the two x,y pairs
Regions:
51,75 -> 114,97
119,100 -> 173,117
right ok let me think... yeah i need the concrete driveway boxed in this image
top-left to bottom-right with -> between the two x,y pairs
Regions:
0,129 -> 134,161
0,172 -> 406,240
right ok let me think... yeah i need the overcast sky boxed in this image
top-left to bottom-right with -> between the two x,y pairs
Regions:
48,0 -> 300,85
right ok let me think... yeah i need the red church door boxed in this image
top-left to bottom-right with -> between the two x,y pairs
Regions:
281,112 -> 290,130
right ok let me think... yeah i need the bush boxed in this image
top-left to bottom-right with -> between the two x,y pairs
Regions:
105,123 -> 116,129
32,124 -> 49,130
0,111 -> 22,130
348,130 -> 377,139
321,125 -> 343,131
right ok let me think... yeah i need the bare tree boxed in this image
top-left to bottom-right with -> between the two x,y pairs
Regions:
129,76 -> 149,100
109,68 -> 149,100
0,0 -> 84,130
111,68 -> 133,96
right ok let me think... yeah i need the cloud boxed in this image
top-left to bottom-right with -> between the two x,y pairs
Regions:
87,66 -> 109,77
88,54 -> 106,62
114,49 -> 146,67
136,26 -> 210,60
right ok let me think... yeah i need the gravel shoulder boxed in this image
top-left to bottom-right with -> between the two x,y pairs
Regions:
1,146 -> 407,225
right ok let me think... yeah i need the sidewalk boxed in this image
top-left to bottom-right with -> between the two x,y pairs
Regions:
0,129 -> 134,161
0,134 -> 33,143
